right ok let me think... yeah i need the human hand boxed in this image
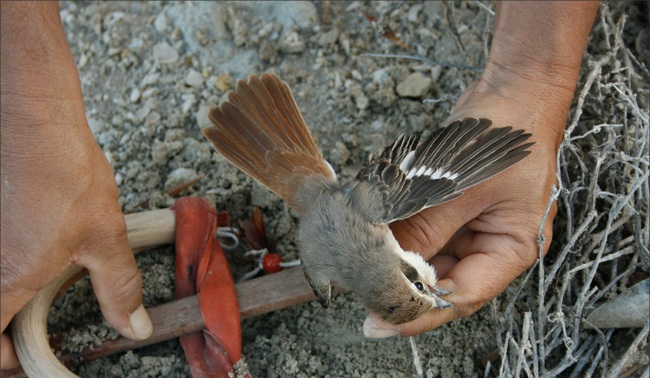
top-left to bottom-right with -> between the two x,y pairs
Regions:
0,2 -> 152,370
363,1 -> 599,338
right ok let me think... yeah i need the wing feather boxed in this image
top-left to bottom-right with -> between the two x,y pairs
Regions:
354,118 -> 534,223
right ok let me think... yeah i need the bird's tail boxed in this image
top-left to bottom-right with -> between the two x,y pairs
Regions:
203,73 -> 336,212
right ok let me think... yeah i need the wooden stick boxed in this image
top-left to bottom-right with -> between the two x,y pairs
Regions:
55,267 -> 317,367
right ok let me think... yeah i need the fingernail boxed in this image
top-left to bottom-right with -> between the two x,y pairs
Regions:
129,304 -> 153,340
363,314 -> 400,339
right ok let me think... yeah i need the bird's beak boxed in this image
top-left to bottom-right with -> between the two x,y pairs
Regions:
427,284 -> 452,308
431,294 -> 452,308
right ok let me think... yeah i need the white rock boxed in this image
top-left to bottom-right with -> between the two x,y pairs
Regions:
153,42 -> 179,64
154,14 -> 168,33
195,104 -> 212,128
165,168 -> 198,191
142,87 -> 157,99
142,72 -> 160,86
185,69 -> 204,87
130,88 -> 141,103
181,95 -> 196,114
87,117 -> 104,134
396,73 -> 432,98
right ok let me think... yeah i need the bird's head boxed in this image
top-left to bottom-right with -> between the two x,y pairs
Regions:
371,249 -> 452,325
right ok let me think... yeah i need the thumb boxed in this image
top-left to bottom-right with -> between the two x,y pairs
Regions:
389,191 -> 484,259
78,219 -> 153,341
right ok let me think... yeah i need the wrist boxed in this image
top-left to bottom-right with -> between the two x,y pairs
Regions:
450,2 -> 599,148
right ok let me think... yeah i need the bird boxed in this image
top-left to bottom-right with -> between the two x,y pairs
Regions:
203,72 -> 534,325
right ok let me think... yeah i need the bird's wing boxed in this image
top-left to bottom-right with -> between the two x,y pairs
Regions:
355,118 -> 534,223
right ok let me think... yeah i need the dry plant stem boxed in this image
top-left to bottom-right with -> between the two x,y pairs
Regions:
493,4 -> 649,376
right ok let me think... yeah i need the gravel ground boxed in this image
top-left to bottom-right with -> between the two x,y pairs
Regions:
44,1 -> 648,377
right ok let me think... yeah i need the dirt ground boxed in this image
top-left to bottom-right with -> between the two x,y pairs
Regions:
44,1 -> 648,377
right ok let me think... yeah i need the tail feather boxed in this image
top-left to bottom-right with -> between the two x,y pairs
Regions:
204,73 -> 336,210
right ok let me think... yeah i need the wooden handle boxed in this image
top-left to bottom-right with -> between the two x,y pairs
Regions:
12,209 -> 176,378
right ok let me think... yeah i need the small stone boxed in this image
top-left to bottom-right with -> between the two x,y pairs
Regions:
396,73 -> 432,98
87,117 -> 104,134
151,140 -> 183,164
355,93 -> 369,110
182,137 -> 211,162
318,27 -> 338,46
165,168 -> 197,192
134,105 -> 151,123
185,69 -> 203,87
372,69 -> 390,85
115,173 -> 123,186
280,32 -> 305,54
153,42 -> 179,64
213,74 -> 232,91
181,95 -> 196,114
154,14 -> 168,33
329,141 -> 350,166
130,88 -> 141,103
430,66 -> 443,82
195,104 -> 212,128
141,87 -> 157,99
142,72 -> 160,86
145,111 -> 161,127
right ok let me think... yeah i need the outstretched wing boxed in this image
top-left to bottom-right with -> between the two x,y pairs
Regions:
355,118 -> 534,223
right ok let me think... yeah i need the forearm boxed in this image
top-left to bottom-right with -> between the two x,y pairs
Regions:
1,1 -> 95,181
477,1 -> 599,142
1,1 -> 86,134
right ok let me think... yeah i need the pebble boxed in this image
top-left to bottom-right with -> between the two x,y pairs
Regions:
154,14 -> 168,33
145,111 -> 161,127
372,69 -> 390,85
430,66 -> 443,82
153,42 -> 179,64
142,72 -> 160,86
141,87 -> 157,99
318,27 -> 339,46
182,137 -> 211,162
181,95 -> 196,114
280,32 -> 305,54
87,117 -> 104,134
329,141 -> 350,166
130,88 -> 141,103
165,167 -> 197,191
151,140 -> 184,164
195,104 -> 212,128
396,72 -> 432,98
213,74 -> 232,91
185,69 -> 204,87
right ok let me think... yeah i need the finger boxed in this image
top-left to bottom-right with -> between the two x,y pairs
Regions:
78,216 -> 152,341
411,231 -> 535,336
1,332 -> 20,370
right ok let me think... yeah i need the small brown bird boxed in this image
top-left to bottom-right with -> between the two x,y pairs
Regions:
204,73 -> 533,324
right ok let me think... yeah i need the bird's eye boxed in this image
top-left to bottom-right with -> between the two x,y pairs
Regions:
414,281 -> 425,292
